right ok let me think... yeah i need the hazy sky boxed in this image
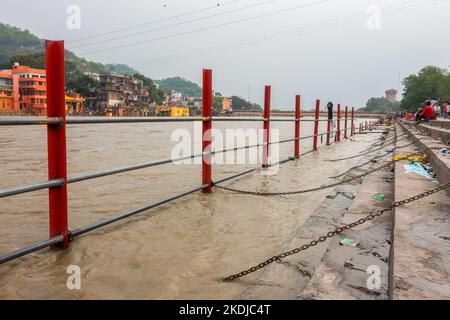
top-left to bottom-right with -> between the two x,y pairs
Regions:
1,0 -> 450,109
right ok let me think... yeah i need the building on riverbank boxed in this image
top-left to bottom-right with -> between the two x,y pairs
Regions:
1,63 -> 86,116
0,70 -> 19,114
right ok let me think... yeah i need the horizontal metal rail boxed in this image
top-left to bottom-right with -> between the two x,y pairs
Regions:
0,179 -> 64,199
0,235 -> 64,264
0,117 -> 62,126
1,127 -> 353,197
65,117 -> 333,124
72,147 -> 323,239
0,124 -> 359,264
70,184 -> 208,238
0,116 -> 369,126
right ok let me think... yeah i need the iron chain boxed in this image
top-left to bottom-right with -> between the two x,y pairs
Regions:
223,181 -> 450,282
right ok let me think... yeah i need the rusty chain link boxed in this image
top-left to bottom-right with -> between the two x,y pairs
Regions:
213,160 -> 393,196
221,124 -> 448,281
223,181 -> 450,282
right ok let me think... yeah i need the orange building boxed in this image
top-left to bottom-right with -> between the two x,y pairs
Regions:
11,63 -> 47,115
0,70 -> 19,113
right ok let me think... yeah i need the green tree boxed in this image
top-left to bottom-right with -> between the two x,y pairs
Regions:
133,73 -> 164,104
156,76 -> 202,97
212,95 -> 223,115
230,96 -> 262,111
361,97 -> 400,113
401,66 -> 450,110
66,69 -> 100,98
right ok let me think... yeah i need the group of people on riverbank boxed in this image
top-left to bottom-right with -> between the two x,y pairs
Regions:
403,98 -> 449,123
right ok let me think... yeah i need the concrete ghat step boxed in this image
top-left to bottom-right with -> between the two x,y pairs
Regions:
298,159 -> 393,300
240,184 -> 359,299
430,120 -> 450,130
400,121 -> 450,195
239,129 -> 393,300
390,124 -> 450,300
416,122 -> 450,145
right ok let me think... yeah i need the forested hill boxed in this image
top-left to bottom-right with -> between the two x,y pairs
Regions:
0,22 -> 138,75
156,77 -> 202,97
0,23 -> 42,63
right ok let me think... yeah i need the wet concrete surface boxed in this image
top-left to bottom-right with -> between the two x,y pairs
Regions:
299,158 -> 393,300
391,124 -> 450,300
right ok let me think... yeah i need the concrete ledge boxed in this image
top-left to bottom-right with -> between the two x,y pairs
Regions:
399,121 -> 450,196
416,122 -> 450,144
299,162 -> 393,300
430,120 -> 450,130
390,125 -> 450,300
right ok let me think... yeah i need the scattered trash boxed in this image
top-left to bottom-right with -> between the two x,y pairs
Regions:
385,237 -> 391,245
372,251 -> 382,258
344,259 -> 365,272
372,194 -> 386,201
337,192 -> 355,200
347,284 -> 382,296
440,148 -> 449,156
393,153 -> 428,163
327,192 -> 355,200
339,238 -> 359,247
403,161 -> 433,179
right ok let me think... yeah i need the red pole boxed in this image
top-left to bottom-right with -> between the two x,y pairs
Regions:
46,40 -> 68,249
262,85 -> 271,168
344,106 -> 348,139
294,95 -> 301,158
313,99 -> 320,151
351,107 -> 355,136
202,69 -> 212,193
336,104 -> 341,142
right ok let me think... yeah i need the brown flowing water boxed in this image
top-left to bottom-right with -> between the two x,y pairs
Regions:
0,117 -> 375,299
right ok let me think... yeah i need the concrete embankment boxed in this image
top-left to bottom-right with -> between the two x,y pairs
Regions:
390,121 -> 450,299
242,121 -> 450,300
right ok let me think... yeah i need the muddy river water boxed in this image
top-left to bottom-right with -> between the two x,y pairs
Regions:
0,117 -> 375,299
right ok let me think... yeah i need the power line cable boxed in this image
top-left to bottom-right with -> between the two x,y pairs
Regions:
140,0 -> 449,66
68,0 -> 279,49
67,0 -> 250,44
79,0 -> 330,56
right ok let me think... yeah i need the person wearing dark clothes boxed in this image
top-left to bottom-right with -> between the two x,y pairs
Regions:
326,102 -> 333,120
326,102 -> 334,139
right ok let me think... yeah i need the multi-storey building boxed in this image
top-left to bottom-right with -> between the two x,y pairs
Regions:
11,63 -> 47,115
0,70 -> 19,114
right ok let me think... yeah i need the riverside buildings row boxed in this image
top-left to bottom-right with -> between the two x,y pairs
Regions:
0,63 -> 234,117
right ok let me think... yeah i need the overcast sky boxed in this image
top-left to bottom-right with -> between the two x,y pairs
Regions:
1,0 -> 450,109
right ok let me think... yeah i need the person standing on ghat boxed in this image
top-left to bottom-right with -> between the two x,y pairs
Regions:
326,102 -> 334,139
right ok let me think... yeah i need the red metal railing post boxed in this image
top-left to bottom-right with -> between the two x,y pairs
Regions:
313,99 -> 320,151
336,104 -> 341,142
262,85 -> 271,168
351,107 -> 355,136
202,69 -> 212,193
294,95 -> 301,158
46,40 -> 68,248
344,106 -> 348,139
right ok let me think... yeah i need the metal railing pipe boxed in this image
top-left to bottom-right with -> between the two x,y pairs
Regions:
0,179 -> 64,199
0,235 -> 64,265
0,117 -> 63,126
70,184 -> 208,238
